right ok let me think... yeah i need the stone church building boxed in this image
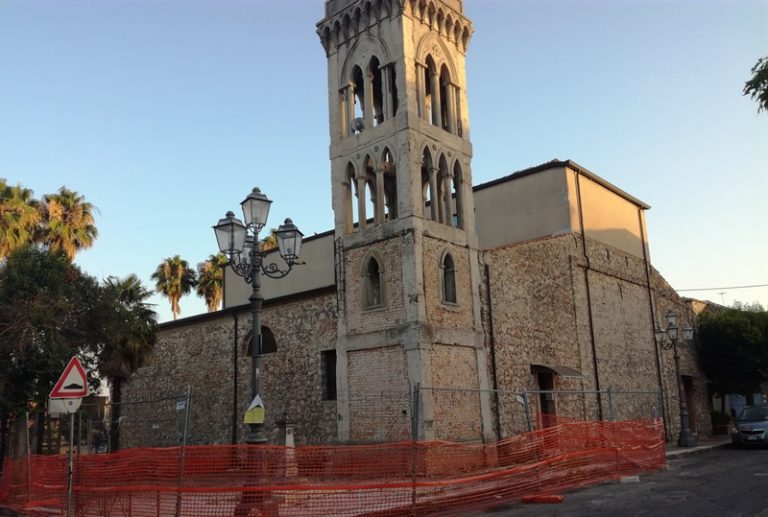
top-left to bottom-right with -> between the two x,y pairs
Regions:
124,0 -> 711,447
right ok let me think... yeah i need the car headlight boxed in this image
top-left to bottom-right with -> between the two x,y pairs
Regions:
730,427 -> 739,434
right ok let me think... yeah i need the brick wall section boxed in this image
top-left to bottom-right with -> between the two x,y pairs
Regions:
429,344 -> 483,441
345,239 -> 405,335
122,290 -> 339,447
346,346 -> 411,442
422,237 -> 475,330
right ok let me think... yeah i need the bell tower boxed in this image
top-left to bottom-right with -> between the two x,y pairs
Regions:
318,0 -> 493,442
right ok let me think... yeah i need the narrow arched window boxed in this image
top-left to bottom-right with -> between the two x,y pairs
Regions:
452,161 -> 464,229
441,253 -> 457,304
345,163 -> 358,233
363,254 -> 384,308
370,57 -> 384,126
351,65 -> 365,125
421,148 -> 436,221
243,326 -> 277,356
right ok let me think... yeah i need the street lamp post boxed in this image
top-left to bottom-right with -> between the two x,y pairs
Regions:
213,187 -> 303,444
655,310 -> 697,447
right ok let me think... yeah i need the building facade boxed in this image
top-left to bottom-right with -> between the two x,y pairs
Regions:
123,0 -> 711,447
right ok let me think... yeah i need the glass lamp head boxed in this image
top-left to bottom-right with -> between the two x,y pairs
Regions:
241,187 -> 272,230
276,218 -> 303,263
214,211 -> 246,257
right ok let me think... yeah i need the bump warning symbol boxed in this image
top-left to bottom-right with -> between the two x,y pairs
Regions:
49,357 -> 89,399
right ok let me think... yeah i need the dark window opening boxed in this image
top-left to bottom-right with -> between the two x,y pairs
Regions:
390,67 -> 399,116
442,253 -> 457,304
243,326 -> 277,356
352,65 -> 365,124
370,57 -> 384,126
321,350 -> 337,401
537,371 -> 556,428
364,256 -> 382,307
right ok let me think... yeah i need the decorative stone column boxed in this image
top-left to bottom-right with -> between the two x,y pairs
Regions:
357,176 -> 367,228
430,69 -> 442,128
346,84 -> 356,135
445,83 -> 457,134
416,63 -> 426,119
429,166 -> 440,221
375,168 -> 386,224
364,70 -> 374,130
443,171 -> 454,226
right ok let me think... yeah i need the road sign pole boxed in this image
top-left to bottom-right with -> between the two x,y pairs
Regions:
25,411 -> 31,504
67,411 -> 74,517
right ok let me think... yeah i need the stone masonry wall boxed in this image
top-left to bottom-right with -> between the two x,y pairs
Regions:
122,290 -> 338,447
121,234 -> 711,448
481,233 -> 712,439
482,235 -> 586,436
651,272 -> 712,439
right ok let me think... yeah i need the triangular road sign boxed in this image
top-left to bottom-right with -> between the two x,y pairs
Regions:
49,357 -> 89,399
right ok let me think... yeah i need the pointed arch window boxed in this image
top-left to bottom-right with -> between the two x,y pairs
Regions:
440,252 -> 457,304
362,252 -> 385,309
369,57 -> 384,127
452,161 -> 464,229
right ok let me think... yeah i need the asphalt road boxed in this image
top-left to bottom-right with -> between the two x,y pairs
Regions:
477,446 -> 768,517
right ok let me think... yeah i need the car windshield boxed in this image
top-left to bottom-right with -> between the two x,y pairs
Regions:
739,407 -> 768,420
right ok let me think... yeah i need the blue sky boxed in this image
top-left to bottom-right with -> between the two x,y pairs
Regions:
1,0 -> 766,322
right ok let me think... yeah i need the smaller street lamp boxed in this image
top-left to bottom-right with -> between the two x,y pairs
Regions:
655,310 -> 697,447
213,187 -> 303,444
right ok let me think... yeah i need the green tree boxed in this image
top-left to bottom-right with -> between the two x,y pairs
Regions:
151,255 -> 197,320
0,246 -> 102,453
698,308 -> 768,406
0,180 -> 40,259
97,274 -> 157,451
39,187 -> 98,260
743,56 -> 768,113
196,254 -> 227,312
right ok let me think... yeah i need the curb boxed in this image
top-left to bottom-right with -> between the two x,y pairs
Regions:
665,440 -> 730,459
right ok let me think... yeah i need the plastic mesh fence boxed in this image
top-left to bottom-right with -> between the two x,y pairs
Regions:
1,418 -> 665,516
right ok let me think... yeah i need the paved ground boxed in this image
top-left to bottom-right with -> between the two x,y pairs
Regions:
478,445 -> 768,517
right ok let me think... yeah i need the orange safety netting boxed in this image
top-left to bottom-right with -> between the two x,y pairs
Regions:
0,418 -> 665,516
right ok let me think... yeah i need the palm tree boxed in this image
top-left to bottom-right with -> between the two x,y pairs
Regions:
98,274 -> 157,451
196,254 -> 228,312
151,255 -> 197,320
0,180 -> 40,259
259,227 -> 278,252
39,187 -> 98,260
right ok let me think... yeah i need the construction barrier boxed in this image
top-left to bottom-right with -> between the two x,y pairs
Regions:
0,418 -> 665,516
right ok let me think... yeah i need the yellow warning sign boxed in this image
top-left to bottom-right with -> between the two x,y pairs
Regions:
244,395 -> 265,424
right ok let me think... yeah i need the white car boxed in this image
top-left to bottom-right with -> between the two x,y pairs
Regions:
731,406 -> 768,447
